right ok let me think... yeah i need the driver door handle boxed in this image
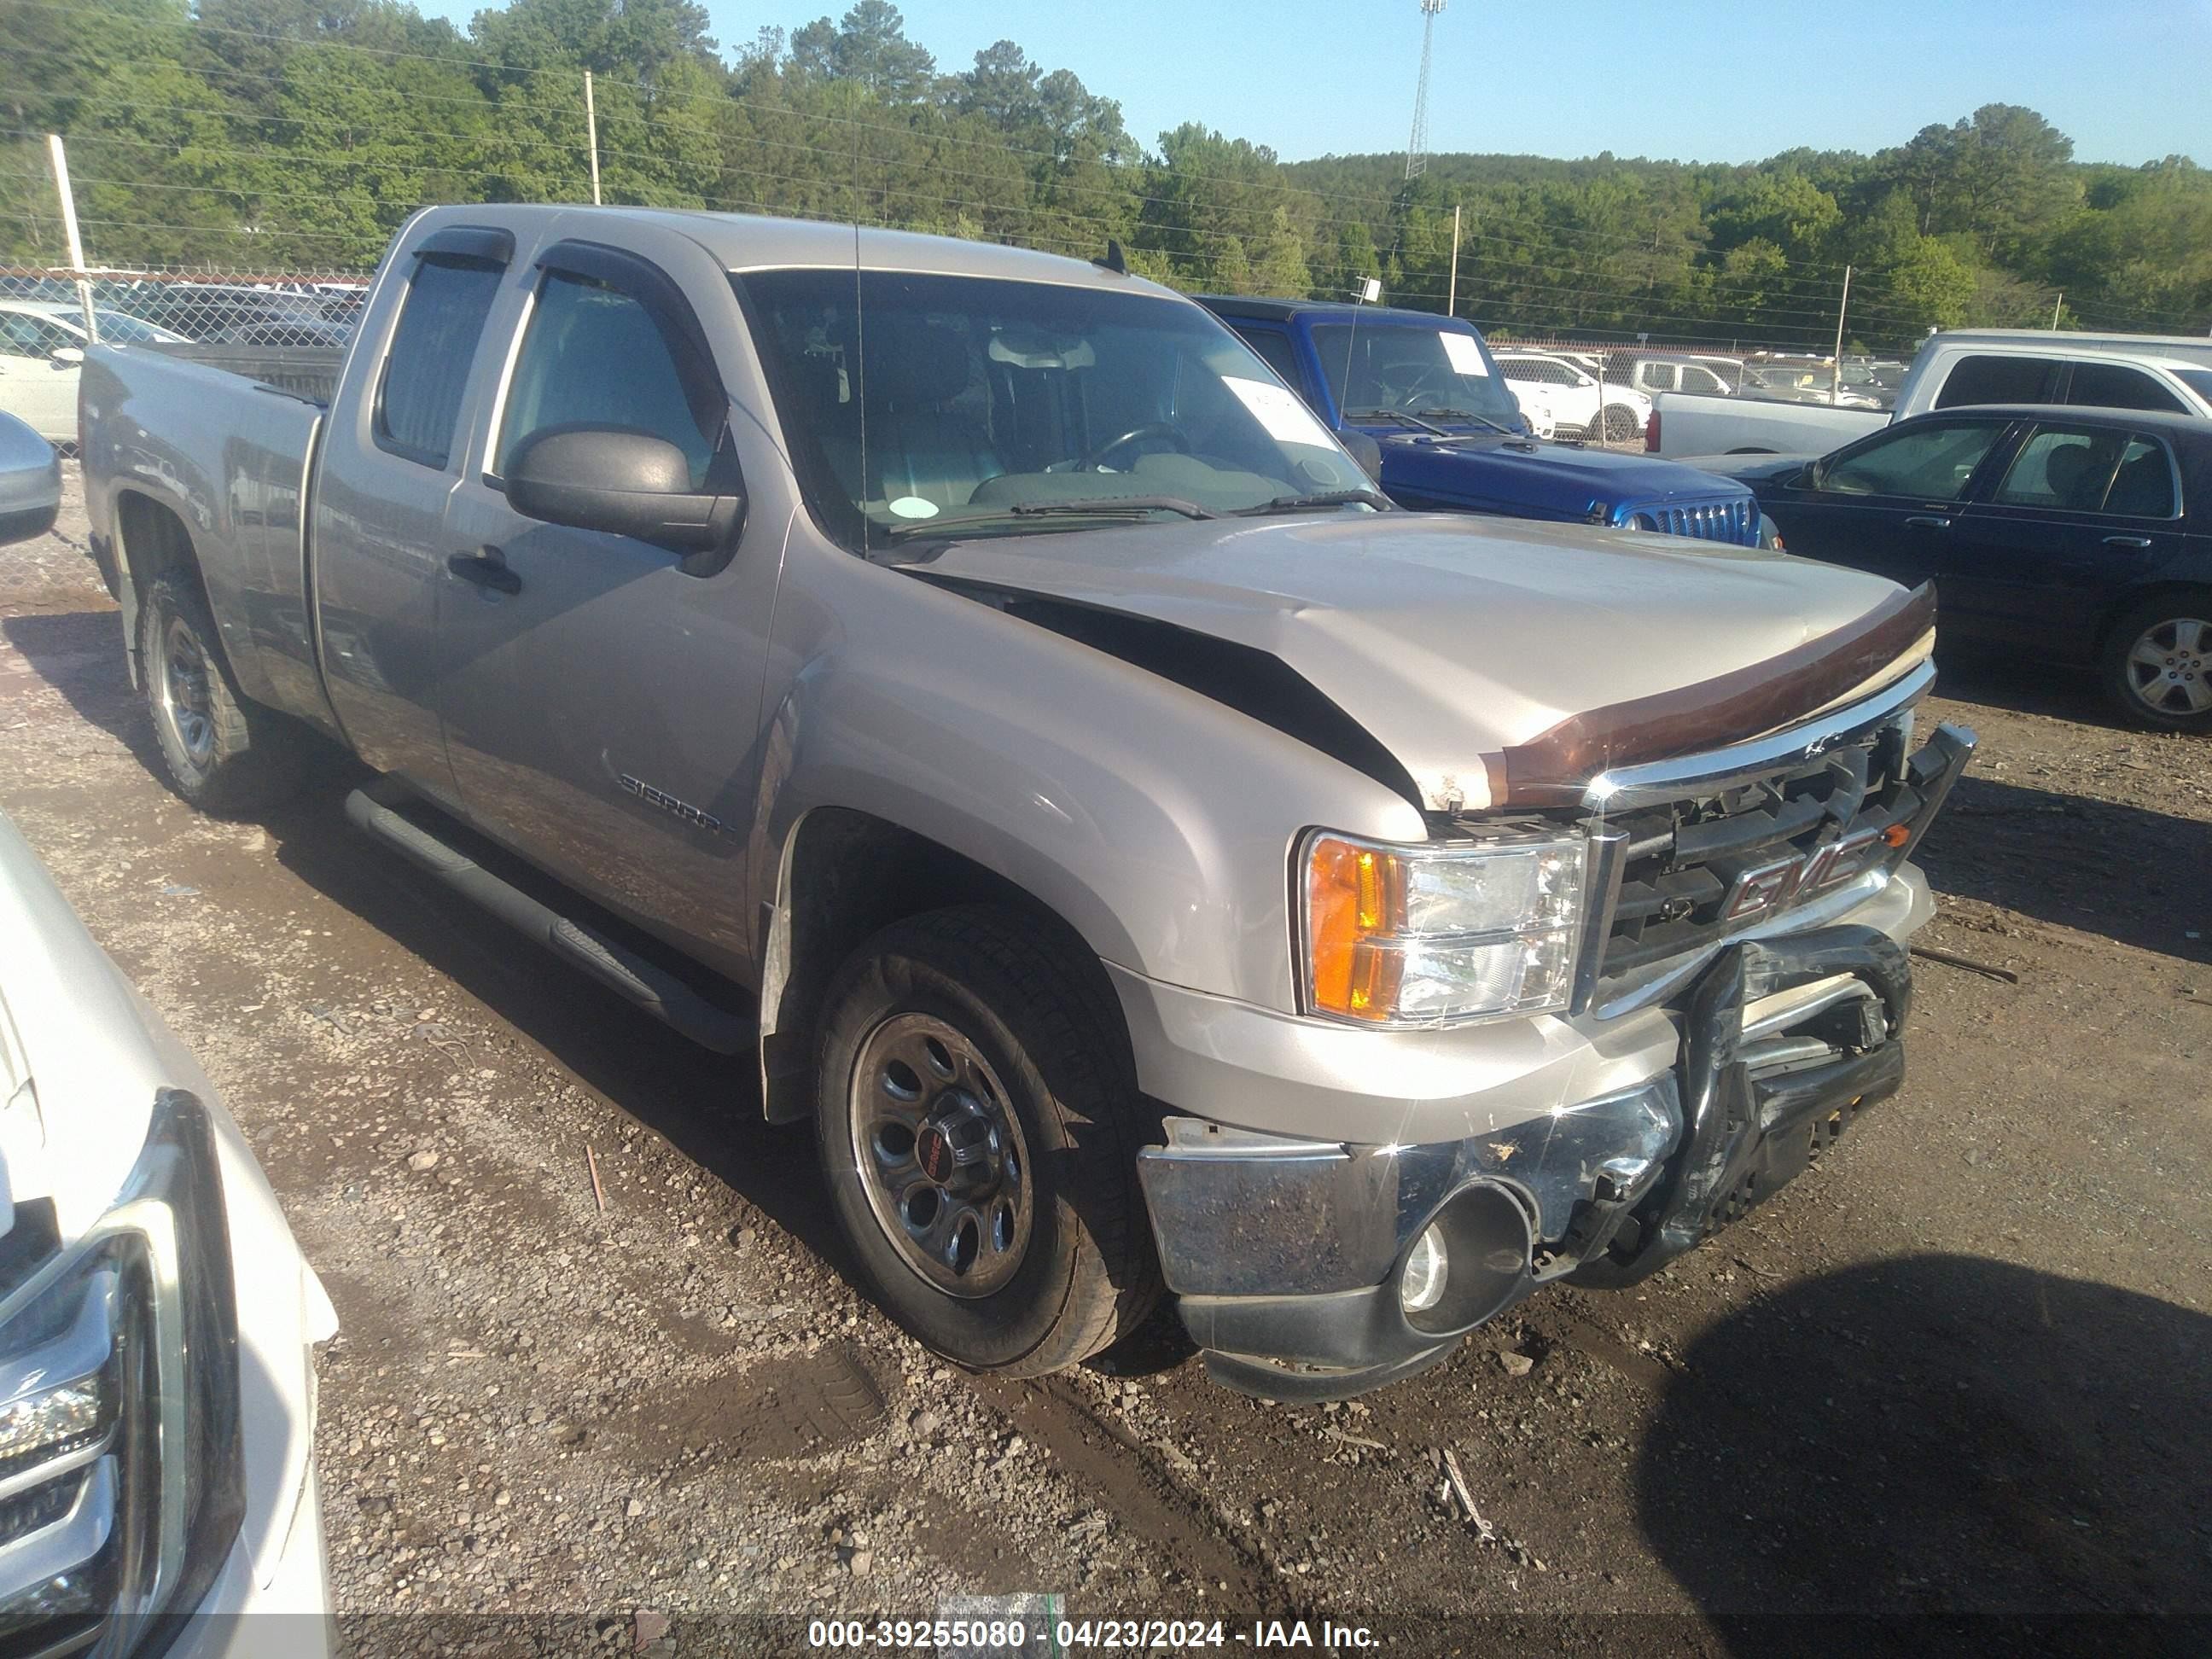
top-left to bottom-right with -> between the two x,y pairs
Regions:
448,546 -> 521,595
1904,515 -> 1952,530
2102,535 -> 2153,549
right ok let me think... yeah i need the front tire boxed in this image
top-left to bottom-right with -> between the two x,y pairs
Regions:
1599,404 -> 1639,444
139,572 -> 309,812
2101,593 -> 2212,733
814,905 -> 1158,1377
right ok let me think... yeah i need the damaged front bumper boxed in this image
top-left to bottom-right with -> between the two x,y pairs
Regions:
1138,922 -> 1926,1401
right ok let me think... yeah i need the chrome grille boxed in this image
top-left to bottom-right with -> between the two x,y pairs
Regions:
1586,717 -> 1921,981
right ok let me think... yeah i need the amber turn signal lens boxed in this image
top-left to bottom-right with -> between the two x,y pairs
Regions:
1305,836 -> 1404,1020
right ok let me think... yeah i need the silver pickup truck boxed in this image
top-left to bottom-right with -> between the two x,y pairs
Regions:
80,205 -> 1974,1400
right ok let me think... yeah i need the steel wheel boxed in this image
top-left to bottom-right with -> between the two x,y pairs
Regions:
2122,614 -> 2212,718
155,613 -> 217,771
848,1010 -> 1033,1298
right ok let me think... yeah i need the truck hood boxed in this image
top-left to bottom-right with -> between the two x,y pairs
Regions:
1372,432 -> 1755,514
915,511 -> 1930,812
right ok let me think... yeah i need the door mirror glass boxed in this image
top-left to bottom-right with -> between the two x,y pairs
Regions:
506,426 -> 743,558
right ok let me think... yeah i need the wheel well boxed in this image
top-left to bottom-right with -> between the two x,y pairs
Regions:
116,491 -> 202,601
114,492 -> 207,679
759,807 -> 1127,1124
2094,583 -> 2212,659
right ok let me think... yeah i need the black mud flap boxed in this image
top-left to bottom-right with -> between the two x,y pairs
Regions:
1572,924 -> 1911,1289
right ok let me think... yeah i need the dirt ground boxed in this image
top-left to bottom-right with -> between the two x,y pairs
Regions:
3,465 -> 2207,1654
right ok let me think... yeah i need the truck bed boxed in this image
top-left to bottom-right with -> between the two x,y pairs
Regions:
80,342 -> 328,719
1651,390 -> 1888,458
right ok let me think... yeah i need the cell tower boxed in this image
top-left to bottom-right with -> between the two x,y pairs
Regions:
1406,0 -> 1446,181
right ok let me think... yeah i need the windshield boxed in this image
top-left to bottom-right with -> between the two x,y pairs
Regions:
2176,367 -> 2212,405
1311,324 -> 1524,427
736,270 -> 1373,551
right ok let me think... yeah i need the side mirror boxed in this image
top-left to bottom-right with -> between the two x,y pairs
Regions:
49,346 -> 84,367
1336,427 -> 1385,484
0,417 -> 60,546
506,426 -> 743,562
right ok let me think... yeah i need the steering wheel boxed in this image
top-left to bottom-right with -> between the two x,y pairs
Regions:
1080,422 -> 1193,471
1375,364 -> 1455,408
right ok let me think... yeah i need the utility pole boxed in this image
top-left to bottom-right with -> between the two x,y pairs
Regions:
584,70 -> 602,205
1447,203 -> 1462,316
2051,291 -> 2064,330
1406,0 -> 1445,181
45,134 -> 93,341
1829,263 -> 1852,407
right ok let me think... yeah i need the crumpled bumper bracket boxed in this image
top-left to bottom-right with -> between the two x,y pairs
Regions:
1571,923 -> 1912,1288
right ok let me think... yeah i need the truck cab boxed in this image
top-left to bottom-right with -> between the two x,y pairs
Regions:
1199,297 -> 1763,547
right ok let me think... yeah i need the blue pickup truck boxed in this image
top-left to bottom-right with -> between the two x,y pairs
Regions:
1200,296 -> 1764,547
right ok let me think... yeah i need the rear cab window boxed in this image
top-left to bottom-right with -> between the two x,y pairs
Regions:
375,228 -> 513,468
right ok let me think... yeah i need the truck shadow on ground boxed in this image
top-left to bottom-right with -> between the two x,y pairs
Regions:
1638,1253 -> 2212,1656
1913,772 -> 2210,965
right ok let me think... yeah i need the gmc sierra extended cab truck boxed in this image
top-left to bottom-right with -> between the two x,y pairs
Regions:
80,206 -> 1974,1400
1200,296 -> 1766,546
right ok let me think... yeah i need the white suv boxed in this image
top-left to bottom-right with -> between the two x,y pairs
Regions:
1493,351 -> 1652,442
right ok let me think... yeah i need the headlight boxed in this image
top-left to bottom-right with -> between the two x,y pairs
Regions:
1628,511 -> 1660,532
0,1091 -> 243,1655
1300,829 -> 1588,1026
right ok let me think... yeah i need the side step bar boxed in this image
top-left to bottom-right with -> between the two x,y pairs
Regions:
344,786 -> 754,1056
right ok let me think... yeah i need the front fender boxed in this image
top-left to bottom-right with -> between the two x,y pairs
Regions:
749,550 -> 1429,1017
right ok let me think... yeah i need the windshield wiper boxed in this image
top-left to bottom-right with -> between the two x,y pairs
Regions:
1343,408 -> 1448,436
1231,488 -> 1393,516
1008,496 -> 1220,521
880,496 -> 1220,544
1411,408 -> 1519,437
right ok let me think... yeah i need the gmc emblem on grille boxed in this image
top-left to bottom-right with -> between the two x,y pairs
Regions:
1717,826 -> 1889,923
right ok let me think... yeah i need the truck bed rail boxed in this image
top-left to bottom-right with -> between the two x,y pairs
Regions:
145,341 -> 344,406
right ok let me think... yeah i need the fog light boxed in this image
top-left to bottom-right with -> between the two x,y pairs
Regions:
1400,1225 -> 1449,1314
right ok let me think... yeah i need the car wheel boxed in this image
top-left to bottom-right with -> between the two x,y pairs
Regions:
140,572 -> 311,812
814,905 -> 1159,1376
1599,405 -> 1639,444
2103,595 -> 2212,732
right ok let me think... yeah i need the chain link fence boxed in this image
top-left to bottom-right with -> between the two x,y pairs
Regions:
0,263 -> 370,444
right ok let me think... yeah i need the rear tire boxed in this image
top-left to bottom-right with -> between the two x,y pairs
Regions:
813,905 -> 1158,1377
2100,592 -> 2212,733
139,572 -> 311,812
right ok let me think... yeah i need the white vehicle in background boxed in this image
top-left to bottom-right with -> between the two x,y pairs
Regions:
1492,350 -> 1650,442
1507,392 -> 1557,438
1622,355 -> 1738,399
1651,329 -> 2212,457
0,789 -> 335,1651
0,301 -> 189,444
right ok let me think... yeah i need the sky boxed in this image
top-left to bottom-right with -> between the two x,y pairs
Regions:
418,0 -> 2210,169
